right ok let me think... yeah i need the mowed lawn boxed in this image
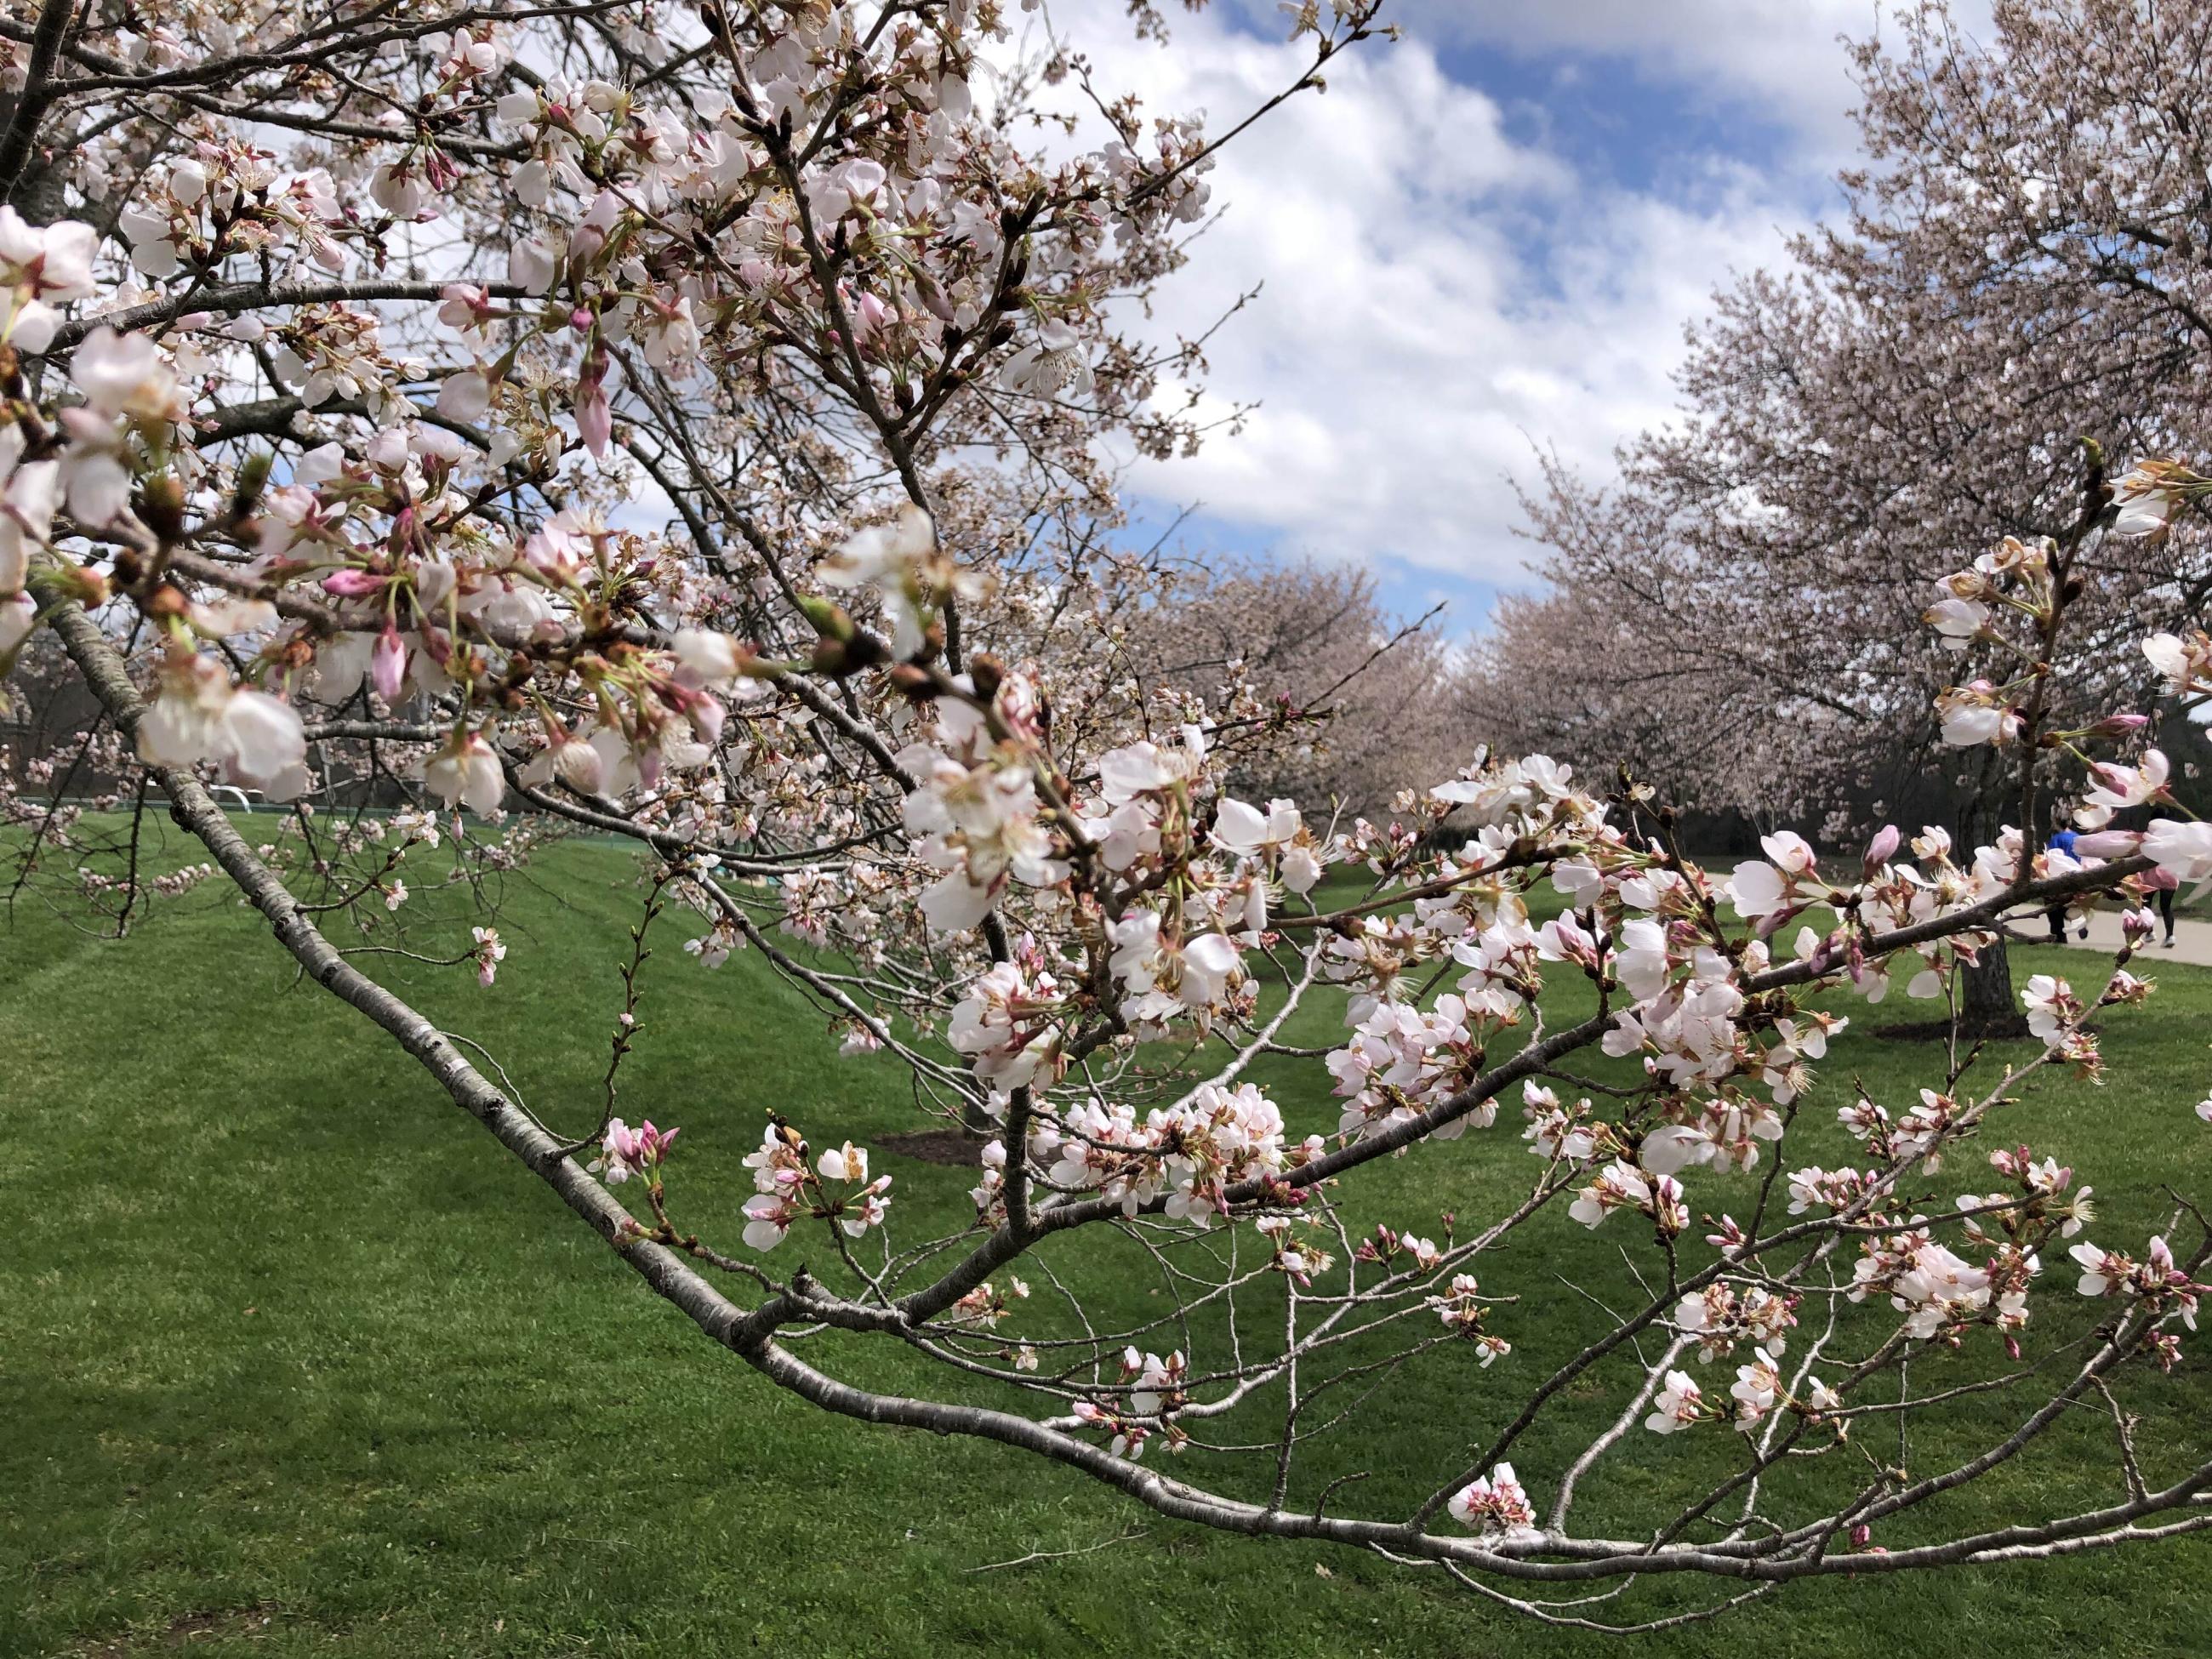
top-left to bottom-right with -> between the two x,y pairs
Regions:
8,824 -> 2212,1656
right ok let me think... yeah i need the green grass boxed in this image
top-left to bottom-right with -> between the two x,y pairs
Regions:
7,826 -> 2212,1655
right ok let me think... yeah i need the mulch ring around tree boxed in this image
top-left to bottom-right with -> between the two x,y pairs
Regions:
879,1129 -> 989,1166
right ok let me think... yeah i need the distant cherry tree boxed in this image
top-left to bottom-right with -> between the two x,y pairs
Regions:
1481,2 -> 2212,827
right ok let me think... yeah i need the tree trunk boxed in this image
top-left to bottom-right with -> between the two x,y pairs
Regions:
1953,775 -> 2022,1036
1959,934 -> 2018,1034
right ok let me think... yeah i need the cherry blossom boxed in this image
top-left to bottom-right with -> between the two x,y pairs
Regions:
1645,1371 -> 1706,1434
424,734 -> 505,818
136,653 -> 306,789
0,0 -> 2204,1621
592,1117 -> 679,1185
470,927 -> 507,988
1448,1463 -> 1536,1537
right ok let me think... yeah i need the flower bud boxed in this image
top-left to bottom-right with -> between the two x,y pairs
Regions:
229,451 -> 272,522
796,594 -> 855,641
2072,830 -> 2142,858
886,663 -> 937,701
2084,711 -> 2151,739
321,567 -> 386,597
139,473 -> 185,544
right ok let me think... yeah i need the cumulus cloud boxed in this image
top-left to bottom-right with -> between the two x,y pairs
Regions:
1398,0 -> 1885,162
1046,3 -> 1834,592
1411,0 -> 1998,166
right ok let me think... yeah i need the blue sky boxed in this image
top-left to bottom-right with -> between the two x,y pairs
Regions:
1072,0 -> 1898,636
1448,46 -> 1808,208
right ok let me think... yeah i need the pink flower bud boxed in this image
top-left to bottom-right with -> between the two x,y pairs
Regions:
681,684 -> 725,744
372,626 -> 406,703
2072,830 -> 2142,858
320,568 -> 386,597
1863,823 -> 1900,874
577,379 -> 612,457
2084,712 -> 2152,738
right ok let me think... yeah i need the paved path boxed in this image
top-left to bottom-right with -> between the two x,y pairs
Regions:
2027,909 -> 2212,966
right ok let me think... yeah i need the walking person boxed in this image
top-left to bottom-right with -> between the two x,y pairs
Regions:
2045,821 -> 2082,944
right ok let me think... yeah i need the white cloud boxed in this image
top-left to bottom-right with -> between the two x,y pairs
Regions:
1395,0 -> 1887,162
1046,4 -> 1828,590
1372,1 -> 1998,170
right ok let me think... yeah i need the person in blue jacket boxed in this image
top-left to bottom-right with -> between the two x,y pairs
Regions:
2045,824 -> 2081,944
